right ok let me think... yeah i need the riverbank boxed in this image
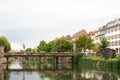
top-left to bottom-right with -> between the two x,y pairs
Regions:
76,54 -> 120,75
76,55 -> 105,67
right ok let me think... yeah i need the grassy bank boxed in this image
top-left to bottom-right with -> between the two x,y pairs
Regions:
75,54 -> 120,76
75,54 -> 120,68
76,55 -> 105,67
100,56 -> 120,69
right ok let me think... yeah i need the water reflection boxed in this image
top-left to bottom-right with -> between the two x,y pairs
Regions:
9,61 -> 22,69
9,72 -> 41,80
0,65 -> 4,80
1,60 -> 120,80
80,71 -> 118,80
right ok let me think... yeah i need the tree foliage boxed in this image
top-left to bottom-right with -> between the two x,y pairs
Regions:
37,38 -> 73,53
54,38 -> 73,52
37,40 -> 47,52
0,36 -> 11,52
26,48 -> 35,53
92,43 -> 99,52
99,38 -> 109,50
76,35 -> 94,52
46,41 -> 55,52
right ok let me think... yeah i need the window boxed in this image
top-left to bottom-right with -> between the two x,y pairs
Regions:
111,28 -> 113,32
110,42 -> 112,46
114,35 -> 115,39
115,26 -> 117,31
112,27 -> 115,32
109,36 -> 111,40
112,41 -> 114,46
110,36 -> 112,40
112,35 -> 114,39
115,34 -> 117,39
118,41 -> 119,46
115,41 -> 117,46
104,30 -> 106,34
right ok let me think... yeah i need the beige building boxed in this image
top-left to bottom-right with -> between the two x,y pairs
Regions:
95,18 -> 120,54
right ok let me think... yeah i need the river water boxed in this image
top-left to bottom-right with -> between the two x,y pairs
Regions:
0,60 -> 120,80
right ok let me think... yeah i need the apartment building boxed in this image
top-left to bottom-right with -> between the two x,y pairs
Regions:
88,31 -> 96,40
95,18 -> 120,54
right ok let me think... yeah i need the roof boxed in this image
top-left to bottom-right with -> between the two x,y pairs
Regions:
88,31 -> 96,35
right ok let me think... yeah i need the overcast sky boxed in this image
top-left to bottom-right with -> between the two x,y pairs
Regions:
0,0 -> 120,50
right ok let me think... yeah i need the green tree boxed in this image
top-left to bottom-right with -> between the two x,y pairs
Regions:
76,35 -> 94,53
26,48 -> 35,53
54,38 -> 72,52
0,36 -> 11,52
91,43 -> 99,52
99,38 -> 109,50
37,40 -> 47,52
46,41 -> 55,52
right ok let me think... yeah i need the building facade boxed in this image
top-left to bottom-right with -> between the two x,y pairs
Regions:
95,18 -> 120,54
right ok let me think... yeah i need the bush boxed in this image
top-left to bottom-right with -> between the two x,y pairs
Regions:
115,56 -> 120,60
78,58 -> 94,67
76,56 -> 105,68
84,56 -> 105,61
74,53 -> 84,63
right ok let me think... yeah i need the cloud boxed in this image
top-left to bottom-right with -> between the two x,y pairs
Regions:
0,0 -> 120,50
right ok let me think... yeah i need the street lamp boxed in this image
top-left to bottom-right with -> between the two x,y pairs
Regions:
22,43 -> 25,80
72,37 -> 76,54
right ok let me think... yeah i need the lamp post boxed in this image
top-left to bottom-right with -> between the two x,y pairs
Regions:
72,38 -> 76,54
72,37 -> 76,80
22,43 -> 25,80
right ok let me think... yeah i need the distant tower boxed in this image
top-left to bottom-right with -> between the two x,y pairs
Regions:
23,43 -> 25,51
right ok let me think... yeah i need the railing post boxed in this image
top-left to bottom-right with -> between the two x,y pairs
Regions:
39,57 -> 41,64
6,57 -> 9,69
72,56 -> 74,69
56,57 -> 58,64
21,56 -> 26,70
55,56 -> 58,69
72,56 -> 74,63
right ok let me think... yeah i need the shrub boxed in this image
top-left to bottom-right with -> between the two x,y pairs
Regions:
115,56 -> 120,60
74,53 -> 84,63
85,56 -> 105,61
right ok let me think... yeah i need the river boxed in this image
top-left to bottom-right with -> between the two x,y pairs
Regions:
0,60 -> 120,80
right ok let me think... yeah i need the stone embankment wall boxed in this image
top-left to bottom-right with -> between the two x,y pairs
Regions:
0,46 -> 4,66
0,54 -> 3,66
